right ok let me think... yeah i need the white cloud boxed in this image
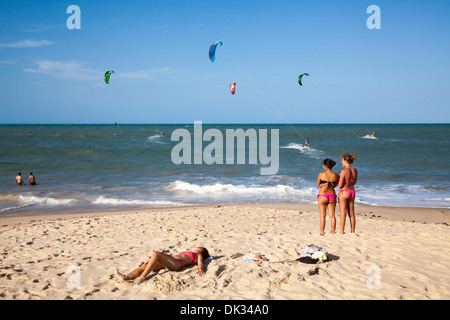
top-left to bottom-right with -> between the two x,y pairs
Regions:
0,39 -> 53,48
24,60 -> 171,83
24,60 -> 100,81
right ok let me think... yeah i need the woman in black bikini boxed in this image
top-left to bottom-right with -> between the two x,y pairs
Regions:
115,247 -> 210,284
317,159 -> 339,235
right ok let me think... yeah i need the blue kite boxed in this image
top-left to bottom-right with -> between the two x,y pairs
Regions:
209,41 -> 223,62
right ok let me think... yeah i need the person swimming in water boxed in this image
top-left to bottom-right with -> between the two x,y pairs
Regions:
15,172 -> 25,185
115,247 -> 210,284
28,172 -> 37,185
338,153 -> 358,234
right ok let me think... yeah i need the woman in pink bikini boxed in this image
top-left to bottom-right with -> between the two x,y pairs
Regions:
115,247 -> 210,284
317,159 -> 340,235
338,153 -> 358,234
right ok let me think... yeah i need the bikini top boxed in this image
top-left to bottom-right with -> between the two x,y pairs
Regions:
320,180 -> 337,187
179,251 -> 196,264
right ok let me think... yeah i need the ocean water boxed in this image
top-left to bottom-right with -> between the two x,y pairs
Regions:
0,124 -> 449,216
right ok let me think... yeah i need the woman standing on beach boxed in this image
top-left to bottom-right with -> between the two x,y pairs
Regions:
317,159 -> 340,235
338,153 -> 358,234
115,247 -> 210,284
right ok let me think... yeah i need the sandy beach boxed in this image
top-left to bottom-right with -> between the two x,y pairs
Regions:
0,204 -> 449,300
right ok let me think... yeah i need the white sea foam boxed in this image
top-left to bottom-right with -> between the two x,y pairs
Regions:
166,180 -> 316,202
146,134 -> 167,144
0,204 -> 33,213
355,184 -> 450,208
362,134 -> 378,139
17,195 -> 77,206
0,194 -> 78,208
147,134 -> 162,141
92,196 -> 183,206
281,143 -> 325,159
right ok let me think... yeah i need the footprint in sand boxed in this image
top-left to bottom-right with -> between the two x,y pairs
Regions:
215,265 -> 226,278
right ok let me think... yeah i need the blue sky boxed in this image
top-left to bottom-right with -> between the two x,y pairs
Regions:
0,0 -> 449,124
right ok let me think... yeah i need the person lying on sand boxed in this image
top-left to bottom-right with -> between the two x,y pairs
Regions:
115,247 -> 210,284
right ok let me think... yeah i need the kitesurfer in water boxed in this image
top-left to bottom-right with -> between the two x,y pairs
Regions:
303,138 -> 310,147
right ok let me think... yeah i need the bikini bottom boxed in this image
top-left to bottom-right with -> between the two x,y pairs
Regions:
340,189 -> 355,199
317,194 -> 337,202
